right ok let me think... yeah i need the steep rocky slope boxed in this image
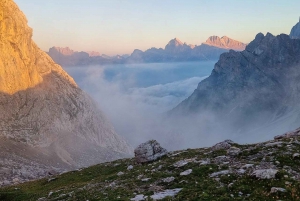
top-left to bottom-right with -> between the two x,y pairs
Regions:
0,0 -> 132,186
173,32 -> 300,141
1,128 -> 300,200
203,36 -> 247,51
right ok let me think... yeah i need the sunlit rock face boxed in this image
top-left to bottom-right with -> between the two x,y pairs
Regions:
203,36 -> 247,51
0,0 -> 132,173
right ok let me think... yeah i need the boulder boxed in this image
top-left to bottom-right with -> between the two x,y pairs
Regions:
212,141 -> 232,151
251,169 -> 278,179
227,147 -> 241,156
134,140 -> 167,163
270,187 -> 286,194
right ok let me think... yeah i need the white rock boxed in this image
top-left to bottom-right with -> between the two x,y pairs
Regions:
130,194 -> 147,201
48,192 -> 53,197
265,142 -> 283,147
173,160 -> 189,168
150,188 -> 182,200
270,187 -> 286,193
162,177 -> 175,183
180,169 -> 192,176
251,169 -> 278,179
210,170 -> 230,177
237,169 -> 246,174
242,164 -> 254,169
199,159 -> 210,165
117,172 -> 124,176
127,165 -> 134,170
141,178 -> 150,182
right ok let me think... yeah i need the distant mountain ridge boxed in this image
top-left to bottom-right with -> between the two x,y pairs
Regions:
47,36 -> 246,66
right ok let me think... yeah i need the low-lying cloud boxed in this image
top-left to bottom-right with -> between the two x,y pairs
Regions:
65,64 -> 210,149
65,61 -> 300,152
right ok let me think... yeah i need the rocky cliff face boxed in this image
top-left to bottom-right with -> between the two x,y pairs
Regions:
204,36 -> 246,51
290,20 -> 300,39
173,32 -> 300,141
0,0 -> 132,186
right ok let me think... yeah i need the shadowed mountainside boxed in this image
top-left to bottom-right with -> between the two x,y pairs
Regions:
172,32 -> 300,142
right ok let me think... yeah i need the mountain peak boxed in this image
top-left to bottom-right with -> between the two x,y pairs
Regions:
0,0 -> 133,185
290,19 -> 300,39
50,47 -> 75,56
167,38 -> 184,46
203,35 -> 246,51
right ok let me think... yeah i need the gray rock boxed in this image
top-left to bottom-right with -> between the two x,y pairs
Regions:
274,128 -> 300,140
150,188 -> 182,200
180,169 -> 192,176
130,194 -> 147,201
173,160 -> 189,168
270,187 -> 286,193
162,177 -> 175,183
214,155 -> 230,164
141,178 -> 150,182
117,172 -> 124,176
210,170 -> 230,177
227,147 -> 241,156
251,169 -> 278,179
212,141 -> 231,151
134,140 -> 167,163
293,153 -> 300,158
265,142 -> 283,147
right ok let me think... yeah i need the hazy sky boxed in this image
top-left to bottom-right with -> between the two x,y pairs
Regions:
15,0 -> 300,55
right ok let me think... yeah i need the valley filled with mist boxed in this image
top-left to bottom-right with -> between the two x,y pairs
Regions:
64,61 -> 214,149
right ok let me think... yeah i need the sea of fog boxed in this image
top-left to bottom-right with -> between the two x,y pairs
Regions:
64,61 -> 216,149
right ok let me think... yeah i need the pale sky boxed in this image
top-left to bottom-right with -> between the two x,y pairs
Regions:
15,0 -> 300,56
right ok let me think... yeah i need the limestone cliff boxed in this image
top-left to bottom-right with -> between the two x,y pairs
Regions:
0,0 -> 132,185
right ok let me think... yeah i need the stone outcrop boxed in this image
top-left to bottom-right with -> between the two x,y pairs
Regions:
251,169 -> 278,179
134,140 -> 167,163
211,140 -> 232,151
0,0 -> 132,185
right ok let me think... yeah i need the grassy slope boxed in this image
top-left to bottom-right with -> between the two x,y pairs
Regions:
1,136 -> 300,201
